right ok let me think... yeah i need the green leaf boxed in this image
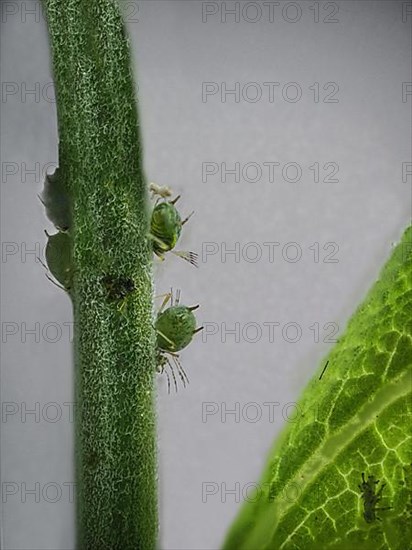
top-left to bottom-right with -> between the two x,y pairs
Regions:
223,226 -> 412,550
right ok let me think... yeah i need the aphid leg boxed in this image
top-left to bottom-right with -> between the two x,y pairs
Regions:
155,328 -> 176,351
37,252 -> 68,293
37,255 -> 48,271
375,507 -> 393,522
165,369 -> 171,394
45,273 -> 66,292
376,509 -> 392,520
172,250 -> 198,267
154,291 -> 172,302
158,362 -> 171,394
118,297 -> 128,314
174,288 -> 181,306
173,357 -> 189,387
157,292 -> 173,313
166,357 -> 178,392
148,233 -> 169,252
170,353 -> 189,386
181,211 -> 194,226
162,365 -> 171,394
376,483 -> 386,498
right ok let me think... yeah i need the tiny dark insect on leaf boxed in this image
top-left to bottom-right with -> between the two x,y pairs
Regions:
359,472 -> 392,523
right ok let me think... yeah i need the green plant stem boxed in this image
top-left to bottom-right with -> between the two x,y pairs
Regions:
42,1 -> 157,548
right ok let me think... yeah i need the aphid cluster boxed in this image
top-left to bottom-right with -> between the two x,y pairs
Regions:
149,183 -> 202,392
359,472 -> 392,523
41,175 -> 202,392
39,168 -> 74,295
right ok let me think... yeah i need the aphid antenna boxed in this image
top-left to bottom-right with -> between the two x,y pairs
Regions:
362,473 -> 379,484
174,288 -> 181,306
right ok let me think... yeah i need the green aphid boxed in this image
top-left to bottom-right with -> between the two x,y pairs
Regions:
149,193 -> 197,267
39,167 -> 72,232
43,230 -> 73,294
155,290 -> 203,392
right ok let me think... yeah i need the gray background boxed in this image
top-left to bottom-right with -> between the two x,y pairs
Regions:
1,1 -> 411,548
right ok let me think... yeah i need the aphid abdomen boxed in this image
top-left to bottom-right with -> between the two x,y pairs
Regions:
41,167 -> 72,232
155,305 -> 197,352
363,511 -> 375,524
150,202 -> 182,254
45,230 -> 73,291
